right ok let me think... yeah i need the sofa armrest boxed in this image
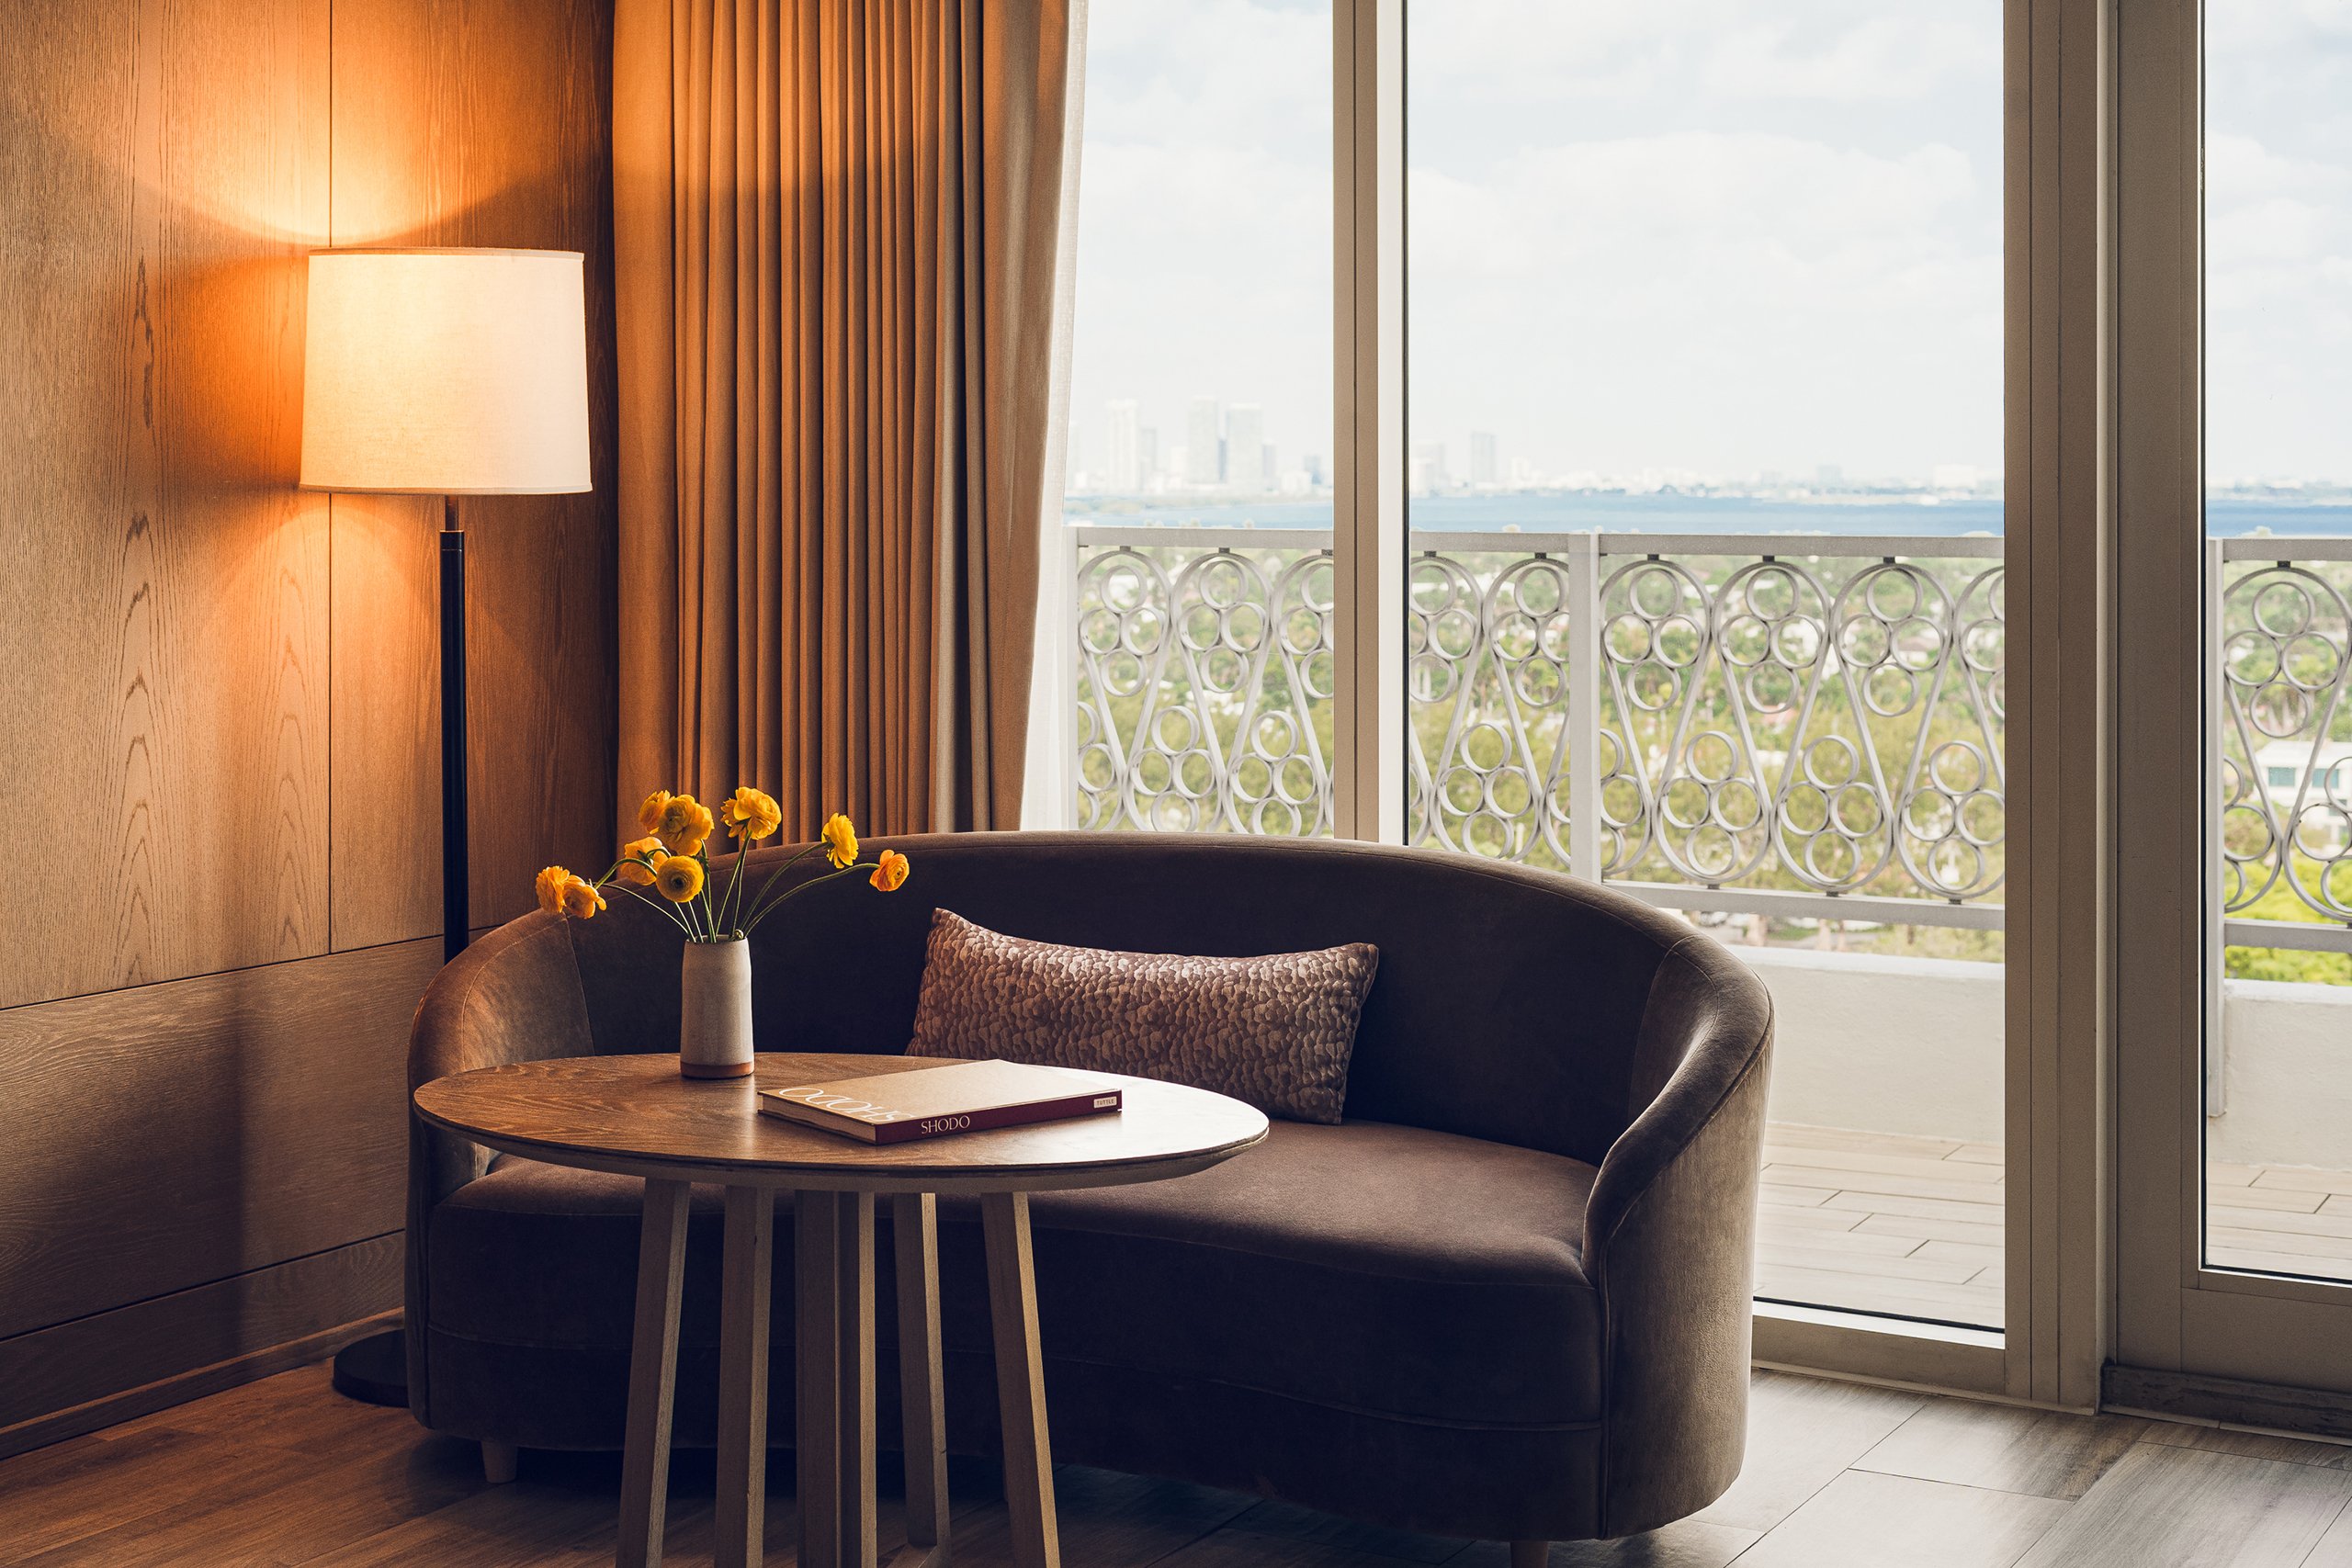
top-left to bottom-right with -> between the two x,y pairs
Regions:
408,908 -> 595,1201
405,909 -> 593,1428
1580,932 -> 1774,1538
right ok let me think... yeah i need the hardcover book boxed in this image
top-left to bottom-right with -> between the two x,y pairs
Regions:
757,1058 -> 1125,1145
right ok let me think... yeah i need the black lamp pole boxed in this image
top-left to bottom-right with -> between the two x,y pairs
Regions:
439,496 -> 469,964
332,497 -> 471,1409
309,247 -> 590,1416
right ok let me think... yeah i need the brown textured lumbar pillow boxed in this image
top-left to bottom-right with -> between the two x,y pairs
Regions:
903,909 -> 1378,1124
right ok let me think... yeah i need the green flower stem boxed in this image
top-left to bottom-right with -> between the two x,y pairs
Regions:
718,837 -> 752,933
591,855 -> 699,937
692,849 -> 717,941
607,882 -> 696,936
731,840 -> 829,933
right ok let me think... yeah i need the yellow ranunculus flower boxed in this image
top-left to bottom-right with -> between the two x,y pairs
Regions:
638,789 -> 674,834
656,795 -> 715,856
536,865 -> 572,916
820,813 -> 859,869
869,849 -> 910,892
559,875 -> 606,919
655,854 -> 706,903
614,835 -> 666,886
721,786 -> 783,841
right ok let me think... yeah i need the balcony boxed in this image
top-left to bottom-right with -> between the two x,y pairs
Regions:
1067,525 -> 2352,1325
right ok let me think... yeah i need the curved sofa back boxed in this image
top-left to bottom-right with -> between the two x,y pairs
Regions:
562,831 -> 1724,1168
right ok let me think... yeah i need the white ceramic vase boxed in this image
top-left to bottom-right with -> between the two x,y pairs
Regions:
679,937 -> 754,1079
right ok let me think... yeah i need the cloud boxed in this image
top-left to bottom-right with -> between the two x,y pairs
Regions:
1066,0 -> 2352,487
1408,130 -> 1997,477
2205,25 -> 2352,481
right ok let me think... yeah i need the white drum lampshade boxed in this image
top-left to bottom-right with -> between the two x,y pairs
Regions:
300,246 -> 593,1411
300,247 -> 592,495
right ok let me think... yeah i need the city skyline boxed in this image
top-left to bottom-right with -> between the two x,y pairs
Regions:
1066,393 -> 2005,498
1065,2 -> 2350,499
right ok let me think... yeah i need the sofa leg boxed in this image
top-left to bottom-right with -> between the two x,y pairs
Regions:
1509,1543 -> 1549,1568
481,1439 -> 519,1484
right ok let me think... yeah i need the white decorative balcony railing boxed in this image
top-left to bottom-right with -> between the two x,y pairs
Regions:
1069,525 -> 2352,955
2215,537 -> 2352,952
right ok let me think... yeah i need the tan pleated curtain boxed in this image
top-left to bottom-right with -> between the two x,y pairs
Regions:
613,0 -> 1073,837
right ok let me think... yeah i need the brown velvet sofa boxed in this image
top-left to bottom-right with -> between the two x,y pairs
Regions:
405,832 -> 1773,1550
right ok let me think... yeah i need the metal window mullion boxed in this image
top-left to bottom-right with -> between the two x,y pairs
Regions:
1331,0 -> 1406,844
2206,538 -> 2226,1116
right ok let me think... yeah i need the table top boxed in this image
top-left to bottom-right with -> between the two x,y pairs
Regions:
413,1052 -> 1272,1194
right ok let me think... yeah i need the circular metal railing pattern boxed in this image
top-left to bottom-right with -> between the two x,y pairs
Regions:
1076,544 -> 1336,837
1406,547 -> 2006,904
2218,561 -> 2352,919
1075,529 -> 2011,911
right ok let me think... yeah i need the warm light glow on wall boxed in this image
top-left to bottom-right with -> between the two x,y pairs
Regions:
300,248 -> 591,495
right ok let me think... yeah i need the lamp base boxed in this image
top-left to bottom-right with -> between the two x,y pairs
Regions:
329,1325 -> 409,1407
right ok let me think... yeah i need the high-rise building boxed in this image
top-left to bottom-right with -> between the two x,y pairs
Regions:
1137,428 -> 1159,485
1469,431 -> 1498,486
1185,398 -> 1222,487
1410,440 -> 1449,495
1226,403 -> 1267,493
1105,399 -> 1141,491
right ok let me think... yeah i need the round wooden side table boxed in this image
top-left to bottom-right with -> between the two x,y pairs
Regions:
413,1052 -> 1270,1568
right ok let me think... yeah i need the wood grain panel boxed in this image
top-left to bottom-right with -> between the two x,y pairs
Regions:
0,939 -> 437,1339
328,491 -> 444,949
0,0 -> 616,1446
0,1311 -> 391,1464
328,0 -> 619,947
0,1234 -> 400,1433
0,0 -> 333,1010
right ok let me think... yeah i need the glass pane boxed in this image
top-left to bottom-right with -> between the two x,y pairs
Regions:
2205,2 -> 2352,1281
1408,2 -> 2007,1327
1063,1 -> 1336,837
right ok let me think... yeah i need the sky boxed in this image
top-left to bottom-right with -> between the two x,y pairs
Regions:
2208,0 -> 2352,489
1064,0 -> 2352,491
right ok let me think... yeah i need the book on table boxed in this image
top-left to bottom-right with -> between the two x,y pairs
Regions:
756,1058 -> 1125,1145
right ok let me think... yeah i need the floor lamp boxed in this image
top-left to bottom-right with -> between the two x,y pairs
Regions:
300,247 -> 593,1406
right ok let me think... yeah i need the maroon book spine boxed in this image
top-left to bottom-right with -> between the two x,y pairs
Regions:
864,1089 -> 1124,1145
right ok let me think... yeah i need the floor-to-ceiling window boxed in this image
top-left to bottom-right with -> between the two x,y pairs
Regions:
1402,1 -> 2008,1329
1058,1 -> 2131,1396
2199,4 -> 2352,1282
1063,1 -> 1337,839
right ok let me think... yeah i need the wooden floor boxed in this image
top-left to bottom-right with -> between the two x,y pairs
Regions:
1760,1122 -> 2352,1327
16,1359 -> 2352,1567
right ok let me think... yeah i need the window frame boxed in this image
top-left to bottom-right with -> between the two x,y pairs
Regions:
1320,0 -> 2113,1401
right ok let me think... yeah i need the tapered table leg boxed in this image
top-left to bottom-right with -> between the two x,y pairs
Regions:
980,1192 -> 1059,1568
716,1187 -> 775,1568
837,1194 -> 877,1568
618,1179 -> 691,1568
798,1191 -> 844,1568
892,1194 -> 951,1567
798,1192 -> 879,1568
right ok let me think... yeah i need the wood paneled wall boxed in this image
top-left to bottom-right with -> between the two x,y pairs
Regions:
0,0 -> 616,1450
